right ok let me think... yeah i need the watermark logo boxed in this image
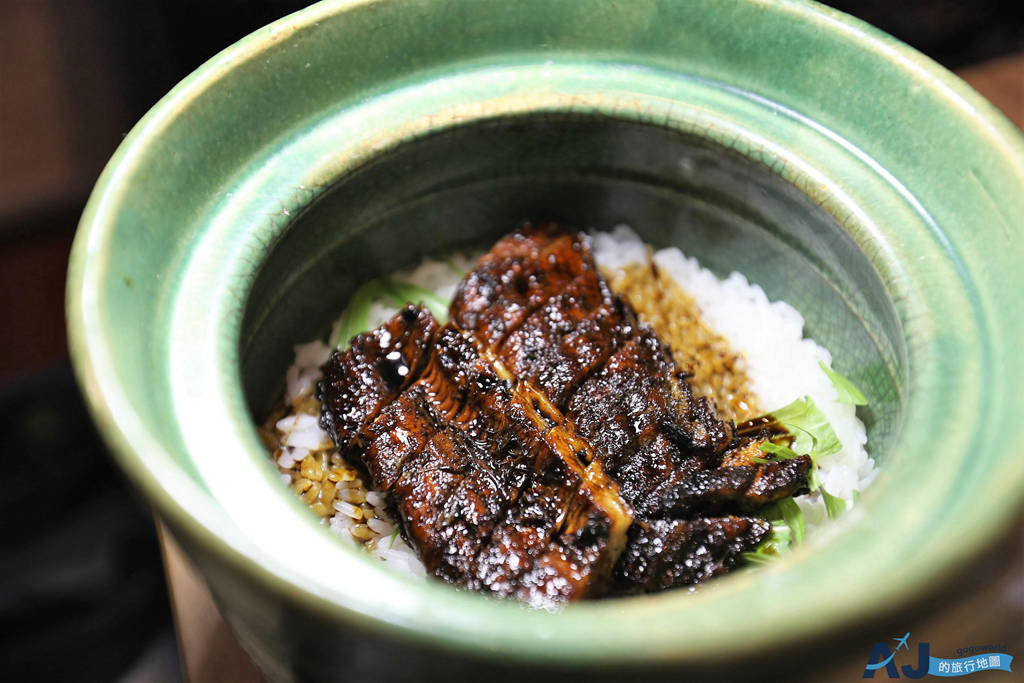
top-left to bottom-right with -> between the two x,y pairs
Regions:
863,633 -> 1013,678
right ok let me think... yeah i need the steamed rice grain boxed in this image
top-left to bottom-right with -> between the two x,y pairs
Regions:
593,226 -> 876,530
265,228 -> 876,571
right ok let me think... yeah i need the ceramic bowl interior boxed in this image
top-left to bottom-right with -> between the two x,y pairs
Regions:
68,0 -> 1024,676
241,115 -> 906,454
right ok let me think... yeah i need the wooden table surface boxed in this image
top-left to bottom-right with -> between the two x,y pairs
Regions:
158,54 -> 1024,683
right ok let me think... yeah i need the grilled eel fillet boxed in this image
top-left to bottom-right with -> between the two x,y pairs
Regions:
320,224 -> 810,604
321,307 -> 631,604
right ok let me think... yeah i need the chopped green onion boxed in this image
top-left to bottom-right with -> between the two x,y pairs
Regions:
389,527 -> 400,549
819,362 -> 867,405
822,489 -> 846,519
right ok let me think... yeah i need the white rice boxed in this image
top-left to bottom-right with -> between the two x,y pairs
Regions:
592,225 -> 876,531
275,227 -> 876,566
268,253 -> 495,575
272,339 -> 427,575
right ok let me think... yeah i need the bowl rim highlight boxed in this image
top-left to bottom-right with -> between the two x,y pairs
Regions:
67,0 -> 1024,668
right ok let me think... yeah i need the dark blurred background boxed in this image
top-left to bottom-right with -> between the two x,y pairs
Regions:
0,1 -> 1020,681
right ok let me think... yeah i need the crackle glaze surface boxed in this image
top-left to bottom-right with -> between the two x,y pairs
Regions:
68,1 -> 1024,680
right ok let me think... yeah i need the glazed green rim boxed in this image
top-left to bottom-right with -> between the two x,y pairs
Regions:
68,0 -> 1024,668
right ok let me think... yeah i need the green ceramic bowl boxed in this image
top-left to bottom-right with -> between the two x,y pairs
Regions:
68,0 -> 1024,680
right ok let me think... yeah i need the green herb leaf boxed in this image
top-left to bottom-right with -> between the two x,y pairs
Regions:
329,278 -> 388,349
819,362 -> 868,405
807,462 -> 823,493
776,497 -> 805,546
384,279 -> 450,323
389,527 -> 400,549
741,522 -> 793,564
328,277 -> 452,350
770,523 -> 792,548
741,550 -> 777,565
770,396 -> 842,461
754,397 -> 840,496
444,257 -> 467,277
758,442 -> 802,460
784,424 -> 825,492
822,489 -> 846,520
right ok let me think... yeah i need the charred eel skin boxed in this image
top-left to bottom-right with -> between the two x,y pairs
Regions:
319,223 -> 810,604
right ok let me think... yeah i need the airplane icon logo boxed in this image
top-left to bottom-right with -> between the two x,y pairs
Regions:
864,633 -> 912,671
